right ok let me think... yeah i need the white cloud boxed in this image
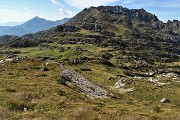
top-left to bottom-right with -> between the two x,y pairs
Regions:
123,0 -> 135,4
0,8 -> 33,23
50,0 -> 65,7
64,0 -> 120,9
59,8 -> 72,15
23,7 -> 31,15
50,0 -> 59,5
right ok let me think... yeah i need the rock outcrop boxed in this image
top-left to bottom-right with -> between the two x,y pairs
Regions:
62,68 -> 109,98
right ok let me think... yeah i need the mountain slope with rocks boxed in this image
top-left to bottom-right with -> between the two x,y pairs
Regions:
0,5 -> 180,120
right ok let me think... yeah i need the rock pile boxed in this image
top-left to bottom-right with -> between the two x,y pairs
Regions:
62,69 -> 109,98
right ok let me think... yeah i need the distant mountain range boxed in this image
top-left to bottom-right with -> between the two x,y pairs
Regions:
0,26 -> 11,35
0,17 -> 70,36
1,21 -> 25,26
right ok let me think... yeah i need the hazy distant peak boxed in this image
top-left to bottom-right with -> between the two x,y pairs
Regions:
0,17 -> 70,36
1,22 -> 25,27
25,17 -> 47,24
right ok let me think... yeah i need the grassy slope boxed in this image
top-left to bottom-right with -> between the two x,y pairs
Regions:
0,42 -> 180,120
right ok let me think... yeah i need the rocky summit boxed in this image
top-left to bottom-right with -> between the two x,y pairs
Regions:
0,5 -> 180,120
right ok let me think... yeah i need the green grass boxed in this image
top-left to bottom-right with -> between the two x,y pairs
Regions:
80,29 -> 100,35
0,44 -> 180,120
23,48 -> 60,58
102,22 -> 130,37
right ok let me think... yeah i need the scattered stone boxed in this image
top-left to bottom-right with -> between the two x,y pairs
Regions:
136,72 -> 156,77
148,78 -> 157,84
108,77 -> 112,80
79,66 -> 92,71
0,60 -> 4,64
5,58 -> 13,62
24,107 -> 27,112
45,62 -> 50,66
156,82 -> 170,87
166,73 -> 179,77
147,78 -> 170,87
160,98 -> 170,103
115,80 -> 125,88
7,53 -> 16,58
16,56 -> 23,61
115,80 -> 134,93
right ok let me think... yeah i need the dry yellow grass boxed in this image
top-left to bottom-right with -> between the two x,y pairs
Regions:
0,45 -> 180,120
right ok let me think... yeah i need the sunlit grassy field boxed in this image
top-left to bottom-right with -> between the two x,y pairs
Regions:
0,43 -> 180,120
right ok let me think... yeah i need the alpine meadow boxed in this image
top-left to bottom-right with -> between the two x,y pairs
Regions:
0,1 -> 180,120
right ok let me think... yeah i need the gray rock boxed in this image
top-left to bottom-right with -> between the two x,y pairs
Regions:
62,69 -> 109,98
0,60 -> 4,64
160,98 -> 169,103
115,80 -> 134,93
108,77 -> 112,80
87,17 -> 96,23
24,107 -> 27,112
79,66 -> 92,71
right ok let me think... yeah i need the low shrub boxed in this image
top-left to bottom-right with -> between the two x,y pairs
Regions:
6,100 -> 35,111
57,77 -> 67,86
153,106 -> 162,113
5,88 -> 16,92
42,66 -> 49,71
56,89 -> 66,96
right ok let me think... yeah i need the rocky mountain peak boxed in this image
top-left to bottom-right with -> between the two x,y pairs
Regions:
69,5 -> 159,26
67,5 -> 162,37
94,5 -> 159,22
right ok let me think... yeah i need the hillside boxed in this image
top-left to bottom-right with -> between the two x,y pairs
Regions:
0,26 -> 11,35
18,6 -> 179,63
0,17 -> 70,36
0,5 -> 180,120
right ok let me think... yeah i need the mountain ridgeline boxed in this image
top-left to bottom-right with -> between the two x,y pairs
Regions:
0,17 -> 70,36
68,6 -> 159,25
1,6 -> 180,62
67,6 -> 179,38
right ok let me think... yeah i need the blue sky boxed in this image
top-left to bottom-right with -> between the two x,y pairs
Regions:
0,0 -> 180,24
